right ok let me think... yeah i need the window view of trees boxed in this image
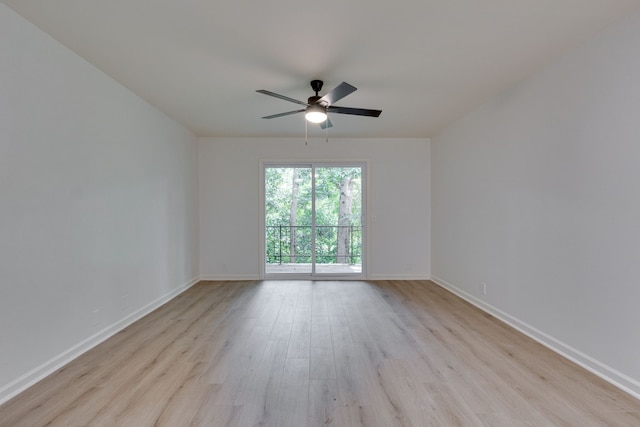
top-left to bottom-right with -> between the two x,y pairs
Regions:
265,166 -> 362,267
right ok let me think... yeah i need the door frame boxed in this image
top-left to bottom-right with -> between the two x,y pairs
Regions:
259,159 -> 369,280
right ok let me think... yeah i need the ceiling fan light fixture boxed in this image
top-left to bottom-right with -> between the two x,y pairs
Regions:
305,105 -> 327,123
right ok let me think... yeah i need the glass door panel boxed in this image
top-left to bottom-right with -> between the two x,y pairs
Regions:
265,166 -> 312,275
314,166 -> 363,274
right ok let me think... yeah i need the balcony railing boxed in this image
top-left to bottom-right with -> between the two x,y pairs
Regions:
266,225 -> 362,265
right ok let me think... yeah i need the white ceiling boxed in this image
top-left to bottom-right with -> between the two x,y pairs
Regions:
3,0 -> 639,138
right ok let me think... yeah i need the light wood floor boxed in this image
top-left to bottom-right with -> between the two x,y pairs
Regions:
1,280 -> 639,426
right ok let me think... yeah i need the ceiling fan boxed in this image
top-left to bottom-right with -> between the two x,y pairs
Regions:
257,80 -> 382,128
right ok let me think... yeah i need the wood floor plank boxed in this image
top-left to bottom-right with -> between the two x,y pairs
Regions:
310,315 -> 337,380
308,379 -> 339,427
1,280 -> 639,427
271,357 -> 310,427
331,325 -> 374,407
268,283 -> 298,341
287,308 -> 311,359
233,339 -> 287,415
311,282 -> 329,318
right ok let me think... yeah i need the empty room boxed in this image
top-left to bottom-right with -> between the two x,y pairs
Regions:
1,1 -> 640,426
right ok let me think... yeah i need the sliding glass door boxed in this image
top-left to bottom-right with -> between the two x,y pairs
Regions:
263,163 -> 365,278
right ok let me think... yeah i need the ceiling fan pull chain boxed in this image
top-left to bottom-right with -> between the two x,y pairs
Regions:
305,117 -> 308,146
325,114 -> 329,142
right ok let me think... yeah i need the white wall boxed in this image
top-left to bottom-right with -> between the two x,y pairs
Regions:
199,137 -> 430,280
0,4 -> 199,402
431,11 -> 640,397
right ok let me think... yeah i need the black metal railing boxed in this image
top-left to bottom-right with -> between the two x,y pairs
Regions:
266,225 -> 362,265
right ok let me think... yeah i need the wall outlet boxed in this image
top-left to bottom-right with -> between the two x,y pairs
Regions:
482,282 -> 487,296
223,263 -> 229,272
406,263 -> 412,271
121,293 -> 129,311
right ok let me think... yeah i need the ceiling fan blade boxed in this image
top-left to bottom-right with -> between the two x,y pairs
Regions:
317,82 -> 357,106
262,109 -> 305,119
319,118 -> 333,129
256,90 -> 308,106
327,106 -> 382,117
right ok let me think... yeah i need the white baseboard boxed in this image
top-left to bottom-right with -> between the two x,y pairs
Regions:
200,274 -> 260,281
429,275 -> 640,400
0,276 -> 200,405
199,274 -> 431,281
368,274 -> 431,280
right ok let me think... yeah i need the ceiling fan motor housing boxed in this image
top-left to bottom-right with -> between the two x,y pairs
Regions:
310,79 -> 324,94
307,95 -> 322,105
